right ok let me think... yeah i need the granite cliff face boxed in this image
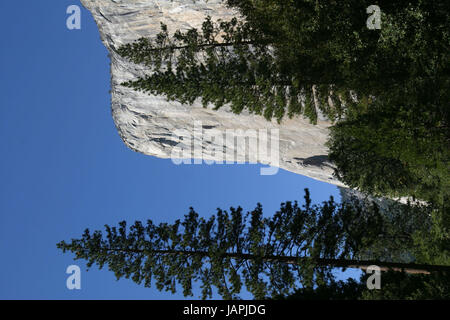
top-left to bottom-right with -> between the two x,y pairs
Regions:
80,0 -> 344,186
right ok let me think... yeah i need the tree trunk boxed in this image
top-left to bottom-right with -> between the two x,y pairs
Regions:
105,248 -> 450,275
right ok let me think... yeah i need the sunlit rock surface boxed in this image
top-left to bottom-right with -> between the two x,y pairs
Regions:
81,0 -> 344,186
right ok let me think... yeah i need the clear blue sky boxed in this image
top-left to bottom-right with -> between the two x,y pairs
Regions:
0,1 -> 356,299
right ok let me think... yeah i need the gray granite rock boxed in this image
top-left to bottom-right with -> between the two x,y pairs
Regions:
80,0 -> 345,186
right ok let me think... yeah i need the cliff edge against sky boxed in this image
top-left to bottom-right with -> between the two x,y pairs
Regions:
80,0 -> 344,186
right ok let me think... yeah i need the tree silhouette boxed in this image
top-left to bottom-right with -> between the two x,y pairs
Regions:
57,189 -> 450,299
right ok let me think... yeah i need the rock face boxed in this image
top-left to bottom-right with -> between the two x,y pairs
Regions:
81,0 -> 344,186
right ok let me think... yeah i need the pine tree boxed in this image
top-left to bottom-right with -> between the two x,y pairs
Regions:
118,0 -> 449,124
57,189 -> 450,299
117,16 -> 345,123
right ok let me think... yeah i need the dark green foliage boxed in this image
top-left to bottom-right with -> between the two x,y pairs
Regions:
230,0 -> 450,203
279,271 -> 450,300
226,0 -> 450,94
328,79 -> 450,205
57,189 -> 449,299
275,278 -> 364,300
118,0 -> 449,127
307,0 -> 450,204
361,271 -> 450,300
117,13 -> 345,123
